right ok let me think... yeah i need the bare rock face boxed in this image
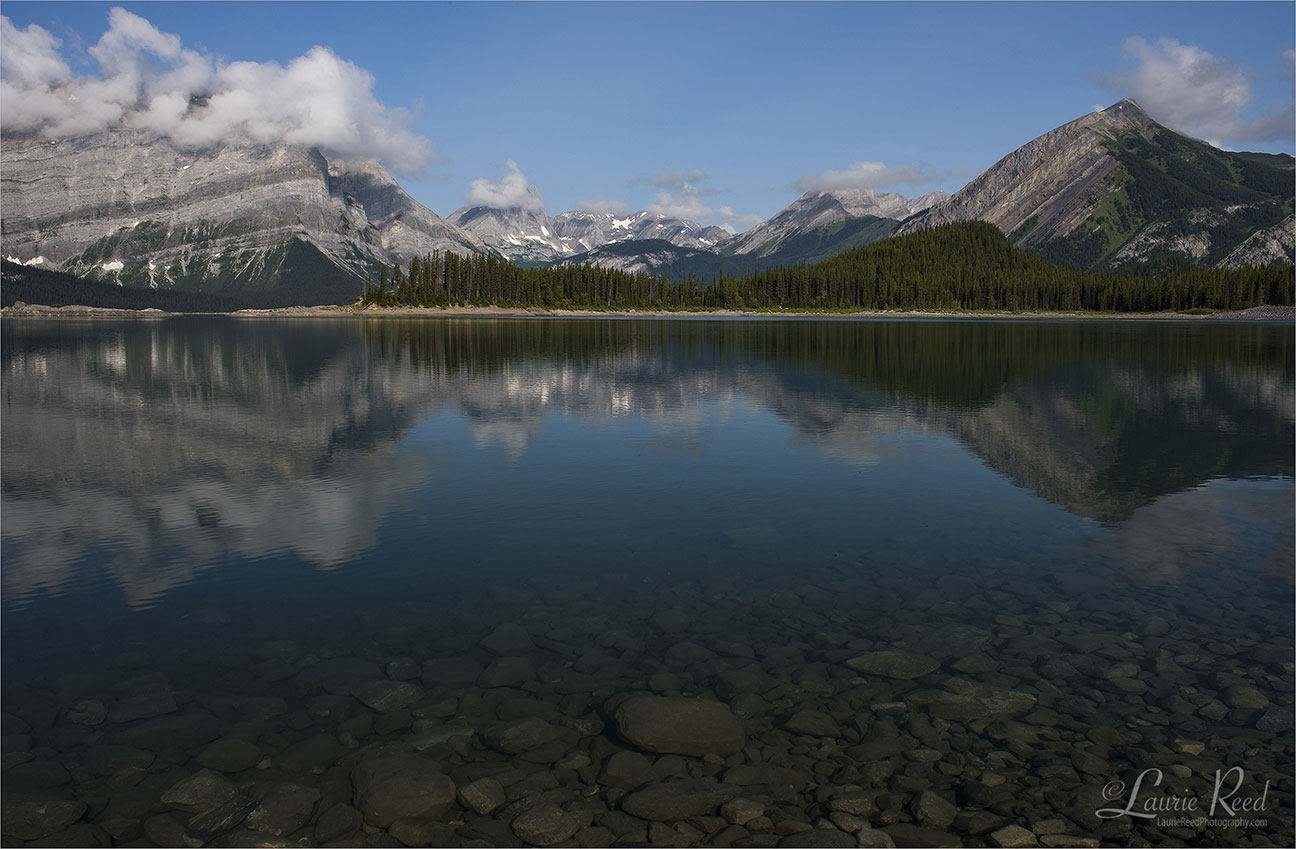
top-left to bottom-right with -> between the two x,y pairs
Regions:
1219,215 -> 1296,268
0,128 -> 488,292
722,188 -> 947,259
898,100 -> 1154,246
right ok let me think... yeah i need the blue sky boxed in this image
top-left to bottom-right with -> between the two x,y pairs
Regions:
2,2 -> 1292,231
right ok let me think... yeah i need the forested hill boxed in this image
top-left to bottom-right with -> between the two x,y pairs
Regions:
364,222 -> 1293,313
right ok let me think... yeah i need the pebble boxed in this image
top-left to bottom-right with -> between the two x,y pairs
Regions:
511,803 -> 582,846
989,823 -> 1039,847
458,777 -> 507,814
721,797 -> 765,826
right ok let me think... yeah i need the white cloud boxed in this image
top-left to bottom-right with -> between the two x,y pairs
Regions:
629,169 -> 711,189
717,206 -> 763,232
0,8 -> 433,174
633,168 -> 719,221
1101,37 -> 1294,146
577,199 -> 633,216
647,185 -> 711,221
0,18 -> 70,86
795,160 -> 950,193
464,160 -> 546,213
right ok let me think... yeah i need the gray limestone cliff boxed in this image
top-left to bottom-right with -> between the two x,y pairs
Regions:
1,128 -> 488,292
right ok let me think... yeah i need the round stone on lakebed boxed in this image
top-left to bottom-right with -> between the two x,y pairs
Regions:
844,650 -> 940,680
351,753 -> 456,828
614,695 -> 745,756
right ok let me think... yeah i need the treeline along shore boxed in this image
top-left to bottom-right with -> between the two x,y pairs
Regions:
362,223 -> 1292,313
4,223 -> 1292,316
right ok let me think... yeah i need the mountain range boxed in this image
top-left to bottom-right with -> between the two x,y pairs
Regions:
1,99 -> 1291,301
447,195 -> 733,265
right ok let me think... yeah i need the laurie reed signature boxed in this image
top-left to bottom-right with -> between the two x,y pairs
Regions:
1096,766 -> 1271,822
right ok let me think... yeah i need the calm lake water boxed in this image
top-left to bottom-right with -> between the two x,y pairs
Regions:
2,316 -> 1292,848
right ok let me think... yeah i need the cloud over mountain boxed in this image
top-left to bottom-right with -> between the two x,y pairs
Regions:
464,160 -> 546,213
634,169 -> 717,221
0,8 -> 433,174
1101,36 -> 1295,146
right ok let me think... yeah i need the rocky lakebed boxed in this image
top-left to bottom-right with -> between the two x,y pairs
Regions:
2,552 -> 1292,849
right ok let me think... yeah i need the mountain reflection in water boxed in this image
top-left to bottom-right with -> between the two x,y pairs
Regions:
2,316 -> 1291,610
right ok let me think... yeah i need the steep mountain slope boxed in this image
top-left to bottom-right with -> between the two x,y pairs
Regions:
449,202 -> 731,264
898,99 -> 1295,270
0,128 -> 489,294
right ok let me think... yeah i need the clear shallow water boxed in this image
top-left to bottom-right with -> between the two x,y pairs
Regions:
2,316 -> 1293,847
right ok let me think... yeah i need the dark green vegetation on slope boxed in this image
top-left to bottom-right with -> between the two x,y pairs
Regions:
68,232 -> 368,300
1031,129 -> 1294,271
364,222 -> 1293,313
2,239 -> 368,311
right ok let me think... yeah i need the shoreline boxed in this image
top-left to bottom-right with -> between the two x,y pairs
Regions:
2,302 -> 1292,321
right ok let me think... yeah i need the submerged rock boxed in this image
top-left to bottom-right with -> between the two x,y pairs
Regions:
480,622 -> 535,656
107,692 -> 179,724
350,679 -> 424,712
182,796 -> 256,846
484,716 -> 563,754
160,768 -> 239,814
615,695 -> 745,756
621,779 -> 739,821
783,708 -> 841,737
458,777 -> 507,815
0,796 -> 88,841
845,651 -> 940,680
62,699 -> 108,726
195,738 -> 262,773
245,782 -> 321,837
512,803 -> 581,846
351,753 -> 455,827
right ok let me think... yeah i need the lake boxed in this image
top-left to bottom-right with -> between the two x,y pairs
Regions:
2,316 -> 1292,847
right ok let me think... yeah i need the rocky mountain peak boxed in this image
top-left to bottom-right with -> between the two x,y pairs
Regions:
898,99 -> 1292,270
0,129 -> 487,291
